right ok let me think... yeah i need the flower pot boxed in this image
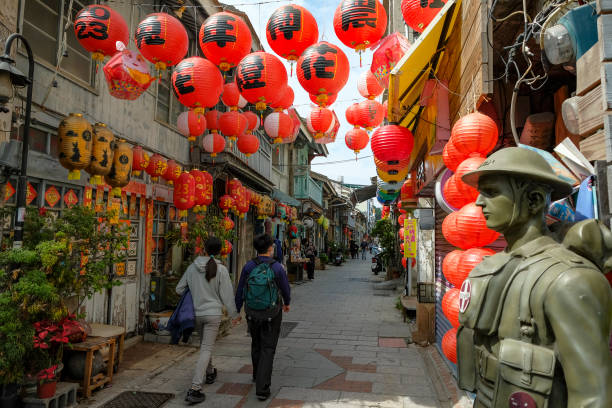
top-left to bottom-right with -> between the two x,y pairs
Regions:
37,381 -> 57,399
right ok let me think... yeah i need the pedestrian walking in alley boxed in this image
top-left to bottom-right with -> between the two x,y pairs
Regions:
305,240 -> 316,280
350,240 -> 358,259
235,234 -> 291,401
175,237 -> 240,405
360,239 -> 368,260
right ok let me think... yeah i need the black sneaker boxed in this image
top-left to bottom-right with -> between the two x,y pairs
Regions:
256,392 -> 270,401
185,389 -> 206,404
205,368 -> 217,384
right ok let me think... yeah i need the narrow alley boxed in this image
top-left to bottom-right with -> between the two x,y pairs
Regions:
79,258 -> 466,408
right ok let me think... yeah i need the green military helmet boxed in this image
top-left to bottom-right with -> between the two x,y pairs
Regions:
461,147 -> 573,201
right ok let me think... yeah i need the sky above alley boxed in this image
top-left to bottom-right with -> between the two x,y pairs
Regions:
222,0 -> 380,186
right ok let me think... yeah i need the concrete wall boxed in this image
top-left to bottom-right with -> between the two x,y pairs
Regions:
416,198 -> 435,284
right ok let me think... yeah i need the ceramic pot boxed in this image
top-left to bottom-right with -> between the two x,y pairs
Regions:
37,381 -> 57,399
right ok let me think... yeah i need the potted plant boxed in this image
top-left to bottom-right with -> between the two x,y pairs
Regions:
35,365 -> 58,399
318,253 -> 328,269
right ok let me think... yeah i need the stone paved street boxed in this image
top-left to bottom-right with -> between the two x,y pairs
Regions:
81,258 -> 467,408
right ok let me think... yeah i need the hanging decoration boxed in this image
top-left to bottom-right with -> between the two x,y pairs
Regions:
377,166 -> 410,184
270,86 -> 295,111
370,32 -> 411,88
218,194 -> 235,215
266,4 -> 319,62
345,103 -> 361,128
202,132 -> 226,157
103,42 -> 155,100
454,156 -> 486,201
307,107 -> 335,139
177,111 -> 206,142
442,289 -> 461,328
450,112 -> 498,157
191,169 -> 213,212
442,328 -> 458,364
86,123 -> 115,186
221,81 -> 248,110
444,248 -> 496,288
105,140 -> 133,197
374,156 -> 410,173
243,111 -> 260,134
132,145 -> 149,176
199,12 -> 252,72
162,160 -> 181,186
74,5 -> 129,62
371,125 -> 414,165
220,111 -> 248,143
357,69 -> 384,99
174,172 -> 195,216
236,52 -> 288,111
356,99 -> 384,130
442,249 -> 464,286
222,216 -> 235,231
146,153 -> 167,182
264,111 -> 293,144
442,140 -> 467,173
443,203 -> 500,250
205,110 -> 221,134
221,240 -> 233,257
333,0 -> 387,54
237,133 -> 260,157
58,113 -> 93,180
443,175 -> 471,210
310,92 -> 337,107
135,13 -> 189,71
400,178 -> 414,201
345,128 -> 369,154
297,42 -> 349,106
401,0 -> 445,33
171,57 -> 223,112
227,178 -> 243,198
235,186 -> 250,218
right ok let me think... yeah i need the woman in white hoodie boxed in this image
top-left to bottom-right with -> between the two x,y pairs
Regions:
176,237 -> 239,405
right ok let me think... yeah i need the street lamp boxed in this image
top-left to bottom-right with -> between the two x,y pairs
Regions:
0,33 -> 34,249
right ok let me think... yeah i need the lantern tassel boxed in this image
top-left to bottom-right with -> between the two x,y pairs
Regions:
68,170 -> 81,180
180,209 -> 187,218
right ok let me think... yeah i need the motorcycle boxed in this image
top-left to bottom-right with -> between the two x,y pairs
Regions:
371,251 -> 384,275
333,252 -> 344,266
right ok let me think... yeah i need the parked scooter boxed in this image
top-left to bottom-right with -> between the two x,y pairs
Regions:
371,251 -> 384,275
333,252 -> 344,266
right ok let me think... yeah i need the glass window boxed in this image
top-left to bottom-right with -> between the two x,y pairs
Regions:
29,128 -> 48,153
272,144 -> 283,170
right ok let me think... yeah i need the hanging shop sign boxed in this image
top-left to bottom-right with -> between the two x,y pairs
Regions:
83,186 -> 93,208
45,186 -> 61,208
26,183 -> 37,205
144,199 -> 154,274
4,181 -> 15,202
63,189 -> 79,208
404,218 -> 417,258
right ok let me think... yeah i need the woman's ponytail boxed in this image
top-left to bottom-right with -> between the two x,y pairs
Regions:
204,237 -> 223,282
205,256 -> 217,282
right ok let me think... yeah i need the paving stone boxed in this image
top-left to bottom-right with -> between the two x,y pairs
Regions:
275,387 -> 341,403
372,383 -> 435,398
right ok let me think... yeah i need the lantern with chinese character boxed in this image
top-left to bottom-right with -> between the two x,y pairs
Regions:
221,81 -> 247,110
451,112 -> 498,157
310,92 -> 337,107
307,107 -> 335,139
172,57 -> 224,112
266,4 -> 319,62
250,192 -> 262,207
177,111 -> 206,142
442,141 -> 466,173
218,194 -> 235,215
356,99 -> 384,130
103,42 -> 156,100
345,128 -> 369,154
222,216 -> 235,231
132,145 -> 149,176
220,111 -> 248,142
333,0 -> 387,53
442,289 -> 460,328
199,12 -> 252,72
243,111 -> 260,134
162,159 -> 181,186
74,5 -> 129,62
237,133 -> 260,157
227,178 -> 242,198
174,172 -> 195,216
371,125 -> 414,165
105,140 -> 133,197
135,13 -> 189,71
202,132 -> 226,157
236,52 -> 288,111
401,0 -> 445,33
382,205 -> 390,219
442,328 -> 457,363
236,186 -> 250,217
146,153 -> 167,182
297,42 -> 349,105
264,111 -> 293,144
345,102 -> 361,128
221,240 -> 233,257
205,110 -> 221,134
86,123 -> 115,186
358,69 -> 384,99
270,85 -> 294,111
371,32 -> 411,88
58,113 -> 93,180
191,169 -> 213,212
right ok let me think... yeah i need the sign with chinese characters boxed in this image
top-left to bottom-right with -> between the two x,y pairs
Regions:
144,199 -> 154,274
4,181 -> 15,202
83,186 -> 93,208
44,186 -> 61,208
63,189 -> 79,208
26,183 -> 37,205
404,218 -> 417,258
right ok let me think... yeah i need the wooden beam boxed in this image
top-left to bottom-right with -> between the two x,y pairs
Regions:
579,131 -> 606,161
577,41 -> 602,96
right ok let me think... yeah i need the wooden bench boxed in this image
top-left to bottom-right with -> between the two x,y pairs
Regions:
89,323 -> 126,371
70,337 -> 115,398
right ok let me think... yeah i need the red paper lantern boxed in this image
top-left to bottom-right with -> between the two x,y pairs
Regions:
199,12 -> 252,72
382,205 -> 390,218
132,146 -> 150,176
74,5 -> 129,61
227,178 -> 242,197
310,93 -> 337,107
442,249 -> 464,286
135,13 -> 188,70
356,99 -> 384,130
218,194 -> 235,215
172,57 -> 223,112
398,213 -> 407,225
221,240 -> 233,256
237,133 -> 260,157
236,52 -> 288,111
371,125 -> 414,164
202,133 -> 226,157
401,0 -> 445,33
221,81 -> 247,110
371,32 -> 411,88
266,4 -> 319,61
102,45 -> 156,100
222,216 -> 235,231
401,178 -> 414,201
442,211 -> 461,248
220,111 -> 248,142
397,200 -> 407,214
442,141 -> 467,173
162,159 -> 181,186
146,153 -> 167,182
297,42 -> 349,105
191,169 -> 213,212
442,289 -> 461,328
455,156 -> 486,200
454,203 -> 500,250
345,102 -> 361,128
264,111 -> 293,144
243,111 -> 260,134
451,112 -> 498,157
333,0 -> 387,52
205,110 -> 221,134
443,174 -> 471,210
383,100 -> 388,119
174,172 -> 195,216
374,156 -> 410,173
402,257 -> 407,268
452,248 -> 496,287
442,328 -> 458,363
177,111 -> 206,142
358,69 -> 384,99
399,227 -> 405,241
345,128 -> 369,154
271,86 -> 294,111
236,186 -> 250,217
307,107 -> 335,139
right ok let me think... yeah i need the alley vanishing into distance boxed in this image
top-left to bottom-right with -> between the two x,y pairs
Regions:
79,258 -> 465,408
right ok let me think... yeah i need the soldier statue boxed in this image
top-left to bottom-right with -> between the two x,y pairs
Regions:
456,147 -> 612,407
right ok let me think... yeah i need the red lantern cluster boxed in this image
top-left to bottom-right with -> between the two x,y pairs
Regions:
220,111 -> 248,142
199,12 -> 252,72
236,52 -> 288,111
172,57 -> 223,112
333,0 -> 387,52
266,5 -> 319,62
221,240 -> 233,257
135,13 -> 188,71
442,203 -> 499,250
297,42 -> 349,106
74,5 -> 129,61
222,216 -> 235,231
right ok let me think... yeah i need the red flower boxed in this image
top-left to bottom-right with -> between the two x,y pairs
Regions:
38,207 -> 47,216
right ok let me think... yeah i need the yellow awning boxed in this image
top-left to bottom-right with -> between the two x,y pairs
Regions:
388,0 -> 463,129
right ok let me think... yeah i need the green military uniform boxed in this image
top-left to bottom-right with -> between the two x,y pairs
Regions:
457,147 -> 612,407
